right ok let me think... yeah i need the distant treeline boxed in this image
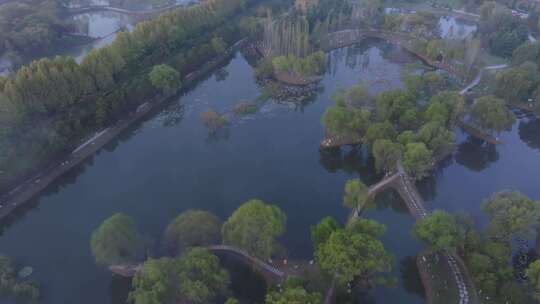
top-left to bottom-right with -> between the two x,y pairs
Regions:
0,0 -> 267,192
0,0 -> 78,58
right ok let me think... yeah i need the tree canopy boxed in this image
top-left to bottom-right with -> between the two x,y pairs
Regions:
526,260 -> 540,301
413,210 -> 465,252
372,139 -> 402,173
222,199 -> 286,259
315,218 -> 392,286
265,286 -> 322,304
90,213 -> 141,266
402,142 -> 433,180
342,179 -> 370,210
163,210 -> 222,255
482,191 -> 540,240
470,96 -> 516,134
311,216 -> 339,250
128,248 -> 230,304
149,64 -> 181,94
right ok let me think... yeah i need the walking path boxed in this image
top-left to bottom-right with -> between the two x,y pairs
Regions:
109,244 -> 310,284
66,3 -> 184,16
346,161 -> 476,304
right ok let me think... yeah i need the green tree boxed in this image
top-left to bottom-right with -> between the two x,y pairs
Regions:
429,91 -> 465,127
129,248 -> 230,304
315,219 -> 392,286
149,64 -> 181,94
163,210 -> 221,255
311,217 -> 339,250
402,143 -> 433,180
526,260 -> 540,301
364,121 -> 396,148
482,191 -> 540,240
265,286 -> 322,304
372,139 -> 402,173
211,37 -> 227,53
413,210 -> 465,252
343,179 -> 370,210
375,90 -> 415,123
470,96 -> 516,134
225,298 -> 239,304
417,122 -> 455,159
222,199 -> 286,259
495,68 -> 533,102
90,213 -> 141,266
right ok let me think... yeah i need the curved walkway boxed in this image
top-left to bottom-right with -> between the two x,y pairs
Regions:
66,3 -> 184,16
347,161 -> 476,304
109,244 -> 292,282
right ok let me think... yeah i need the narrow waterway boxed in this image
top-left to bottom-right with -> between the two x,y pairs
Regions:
1,39 -> 539,303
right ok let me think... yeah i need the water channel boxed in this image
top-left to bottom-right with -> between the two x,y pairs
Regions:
1,38 -> 539,304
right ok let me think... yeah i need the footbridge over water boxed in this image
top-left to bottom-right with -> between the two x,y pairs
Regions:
348,161 -> 478,304
66,3 -> 184,16
324,29 -> 469,79
109,245 -> 307,285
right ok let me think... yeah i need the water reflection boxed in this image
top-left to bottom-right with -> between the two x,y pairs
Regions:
217,252 -> 267,303
518,118 -> 540,152
455,137 -> 499,171
109,276 -> 131,304
400,256 -> 425,298
319,147 -> 380,183
438,16 -> 477,39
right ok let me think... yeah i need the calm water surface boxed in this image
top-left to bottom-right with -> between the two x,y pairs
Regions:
1,40 -> 539,303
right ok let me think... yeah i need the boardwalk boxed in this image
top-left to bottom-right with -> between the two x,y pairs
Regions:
109,244 -> 307,284
66,3 -> 184,16
346,161 -> 476,304
325,29 -> 471,79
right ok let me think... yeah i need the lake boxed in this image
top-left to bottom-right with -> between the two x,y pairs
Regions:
1,39 -> 539,303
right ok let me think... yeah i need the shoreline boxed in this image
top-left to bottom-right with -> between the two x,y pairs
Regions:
0,39 -> 247,222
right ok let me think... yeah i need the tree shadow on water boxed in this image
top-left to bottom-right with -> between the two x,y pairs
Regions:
518,118 -> 540,152
455,137 -> 499,172
400,256 -> 426,298
319,146 -> 381,184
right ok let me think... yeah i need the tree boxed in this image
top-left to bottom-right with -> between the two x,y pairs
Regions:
90,213 -> 141,266
364,121 -> 396,148
470,95 -> 515,134
372,139 -> 402,173
315,219 -> 392,286
128,248 -> 230,304
265,286 -> 322,304
413,210 -> 465,252
495,68 -> 533,102
375,90 -> 415,123
211,37 -> 227,53
225,298 -> 239,304
149,64 -> 181,94
222,199 -> 286,259
343,179 -> 370,210
402,143 -> 433,180
417,122 -> 455,159
163,210 -> 221,255
311,217 -> 339,250
482,191 -> 540,240
526,260 -> 540,301
429,91 -> 465,126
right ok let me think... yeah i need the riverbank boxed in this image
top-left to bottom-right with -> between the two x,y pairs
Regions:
0,39 -> 247,222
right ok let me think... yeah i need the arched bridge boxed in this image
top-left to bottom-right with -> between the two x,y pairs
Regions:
324,29 -> 467,78
66,3 -> 183,16
109,245 -> 306,284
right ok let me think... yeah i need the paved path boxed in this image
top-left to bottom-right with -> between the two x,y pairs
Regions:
109,244 -> 301,284
66,3 -> 184,16
459,64 -> 507,95
348,161 -> 474,304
